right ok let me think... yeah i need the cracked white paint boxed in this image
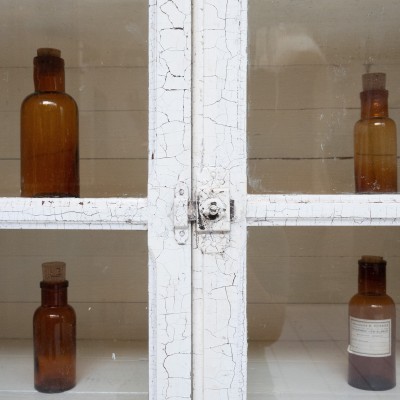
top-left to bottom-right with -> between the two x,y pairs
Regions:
148,0 -> 192,399
192,1 -> 247,399
0,198 -> 147,230
247,194 -> 400,226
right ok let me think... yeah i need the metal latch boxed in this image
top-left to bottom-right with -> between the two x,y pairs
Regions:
174,183 -> 190,245
197,187 -> 230,233
174,182 -> 233,245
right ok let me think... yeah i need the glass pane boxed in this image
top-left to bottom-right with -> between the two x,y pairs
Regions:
0,230 -> 148,397
248,0 -> 400,194
247,226 -> 400,397
1,1 -> 148,197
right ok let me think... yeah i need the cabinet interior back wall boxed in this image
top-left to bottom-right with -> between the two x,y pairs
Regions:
0,1 -> 149,344
0,0 -> 148,198
248,0 -> 400,194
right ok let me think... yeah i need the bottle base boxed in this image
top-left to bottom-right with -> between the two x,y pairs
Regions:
35,382 -> 76,394
348,377 -> 396,391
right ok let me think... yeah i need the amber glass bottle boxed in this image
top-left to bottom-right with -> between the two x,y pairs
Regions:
348,256 -> 396,390
21,48 -> 79,197
354,73 -> 397,193
33,262 -> 76,393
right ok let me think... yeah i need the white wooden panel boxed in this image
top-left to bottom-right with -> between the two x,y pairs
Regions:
249,0 -> 400,66
192,0 -> 247,399
80,111 -> 147,159
148,0 -> 192,399
248,254 -> 400,304
0,230 -> 148,340
0,67 -> 147,112
0,110 -> 148,160
0,256 -> 147,302
248,341 -> 400,398
248,108 -> 400,159
0,303 -> 148,340
80,159 -> 147,197
0,339 -> 148,398
247,194 -> 400,226
0,1 -> 148,198
248,306 -> 400,398
247,0 -> 400,194
0,0 -> 148,68
2,159 -> 148,197
0,229 -> 145,256
248,159 -> 354,194
247,226 -> 400,341
248,64 -> 400,111
0,198 -> 147,229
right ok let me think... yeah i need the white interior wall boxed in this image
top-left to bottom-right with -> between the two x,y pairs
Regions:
0,1 -> 148,341
0,0 -> 148,197
247,0 -> 400,341
248,0 -> 400,194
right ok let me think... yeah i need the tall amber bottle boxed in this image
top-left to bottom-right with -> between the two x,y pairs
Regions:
354,73 -> 397,193
348,256 -> 396,390
21,48 -> 79,197
33,262 -> 76,393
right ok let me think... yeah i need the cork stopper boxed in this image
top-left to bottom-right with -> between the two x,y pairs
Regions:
362,72 -> 386,91
37,48 -> 61,58
42,261 -> 66,282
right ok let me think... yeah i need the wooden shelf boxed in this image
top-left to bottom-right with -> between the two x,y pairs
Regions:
248,340 -> 400,399
0,339 -> 148,399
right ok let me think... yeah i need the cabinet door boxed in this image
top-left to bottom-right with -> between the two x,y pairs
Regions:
2,1 -> 400,399
0,1 -> 182,399
246,1 -> 400,399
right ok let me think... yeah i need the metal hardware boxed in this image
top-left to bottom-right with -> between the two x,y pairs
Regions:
174,183 -> 190,244
197,187 -> 230,233
174,173 -> 234,244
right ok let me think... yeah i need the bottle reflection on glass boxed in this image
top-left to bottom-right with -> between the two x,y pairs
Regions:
33,262 -> 76,393
348,256 -> 396,390
354,73 -> 397,193
21,48 -> 79,197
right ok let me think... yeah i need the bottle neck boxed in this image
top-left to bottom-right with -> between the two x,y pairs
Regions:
40,281 -> 69,306
34,55 -> 65,92
360,89 -> 388,119
358,263 -> 386,295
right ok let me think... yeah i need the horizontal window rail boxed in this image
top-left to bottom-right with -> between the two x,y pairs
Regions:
0,198 -> 148,230
247,194 -> 400,226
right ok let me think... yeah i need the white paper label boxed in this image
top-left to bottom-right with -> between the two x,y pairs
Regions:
348,317 -> 391,357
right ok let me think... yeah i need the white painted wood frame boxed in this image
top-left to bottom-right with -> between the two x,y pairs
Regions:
148,1 -> 192,399
2,1 -> 400,399
192,1 -> 248,399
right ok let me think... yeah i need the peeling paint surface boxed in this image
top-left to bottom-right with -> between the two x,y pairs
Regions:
148,0 -> 192,399
0,198 -> 147,229
247,194 -> 400,226
192,1 -> 248,399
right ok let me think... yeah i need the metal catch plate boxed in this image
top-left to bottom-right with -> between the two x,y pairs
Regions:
197,187 -> 230,233
174,183 -> 189,244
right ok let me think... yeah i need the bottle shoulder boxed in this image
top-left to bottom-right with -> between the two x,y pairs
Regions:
355,116 -> 396,128
349,293 -> 395,307
33,304 -> 76,318
21,91 -> 78,109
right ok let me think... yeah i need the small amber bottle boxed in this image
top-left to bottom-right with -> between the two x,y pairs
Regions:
21,48 -> 79,197
33,262 -> 76,393
348,256 -> 396,390
354,73 -> 397,193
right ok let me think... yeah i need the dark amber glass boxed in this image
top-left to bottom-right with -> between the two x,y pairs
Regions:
348,256 -> 396,390
33,277 -> 76,392
21,48 -> 79,197
354,73 -> 397,193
